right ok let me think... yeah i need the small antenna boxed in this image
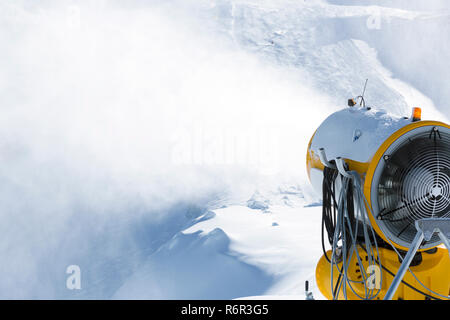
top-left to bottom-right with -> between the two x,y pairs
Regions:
361,79 -> 368,99
348,79 -> 369,108
356,79 -> 368,108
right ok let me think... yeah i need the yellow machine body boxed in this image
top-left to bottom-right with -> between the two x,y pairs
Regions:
307,117 -> 450,252
316,247 -> 450,300
306,107 -> 450,300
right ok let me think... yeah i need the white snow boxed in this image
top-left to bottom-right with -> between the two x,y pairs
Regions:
183,204 -> 326,300
0,0 -> 448,299
310,107 -> 410,164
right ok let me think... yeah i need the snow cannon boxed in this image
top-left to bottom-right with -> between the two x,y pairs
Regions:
306,105 -> 450,300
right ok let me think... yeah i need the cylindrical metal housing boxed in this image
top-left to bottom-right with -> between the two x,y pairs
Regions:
307,106 -> 450,251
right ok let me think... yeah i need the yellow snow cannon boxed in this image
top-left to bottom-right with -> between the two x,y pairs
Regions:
306,105 -> 450,300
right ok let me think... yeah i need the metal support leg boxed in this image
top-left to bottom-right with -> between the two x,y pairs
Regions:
438,232 -> 450,259
384,231 -> 424,300
384,218 -> 450,300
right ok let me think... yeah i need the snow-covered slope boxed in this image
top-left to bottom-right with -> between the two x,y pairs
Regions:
0,0 -> 448,299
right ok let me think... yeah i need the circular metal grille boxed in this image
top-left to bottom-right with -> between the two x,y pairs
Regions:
374,125 -> 450,248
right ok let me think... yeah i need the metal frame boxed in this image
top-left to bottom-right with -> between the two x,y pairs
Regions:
384,218 -> 450,300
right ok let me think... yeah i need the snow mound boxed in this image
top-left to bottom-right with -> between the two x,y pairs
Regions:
113,228 -> 273,299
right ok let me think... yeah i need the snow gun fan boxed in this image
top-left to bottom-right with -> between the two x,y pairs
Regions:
306,100 -> 450,300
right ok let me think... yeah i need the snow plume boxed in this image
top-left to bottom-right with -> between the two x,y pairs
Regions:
0,1 -> 331,298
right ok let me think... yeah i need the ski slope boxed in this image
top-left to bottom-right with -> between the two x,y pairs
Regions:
0,0 -> 448,299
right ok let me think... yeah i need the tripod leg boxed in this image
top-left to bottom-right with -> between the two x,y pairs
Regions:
438,231 -> 450,260
384,231 -> 424,300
